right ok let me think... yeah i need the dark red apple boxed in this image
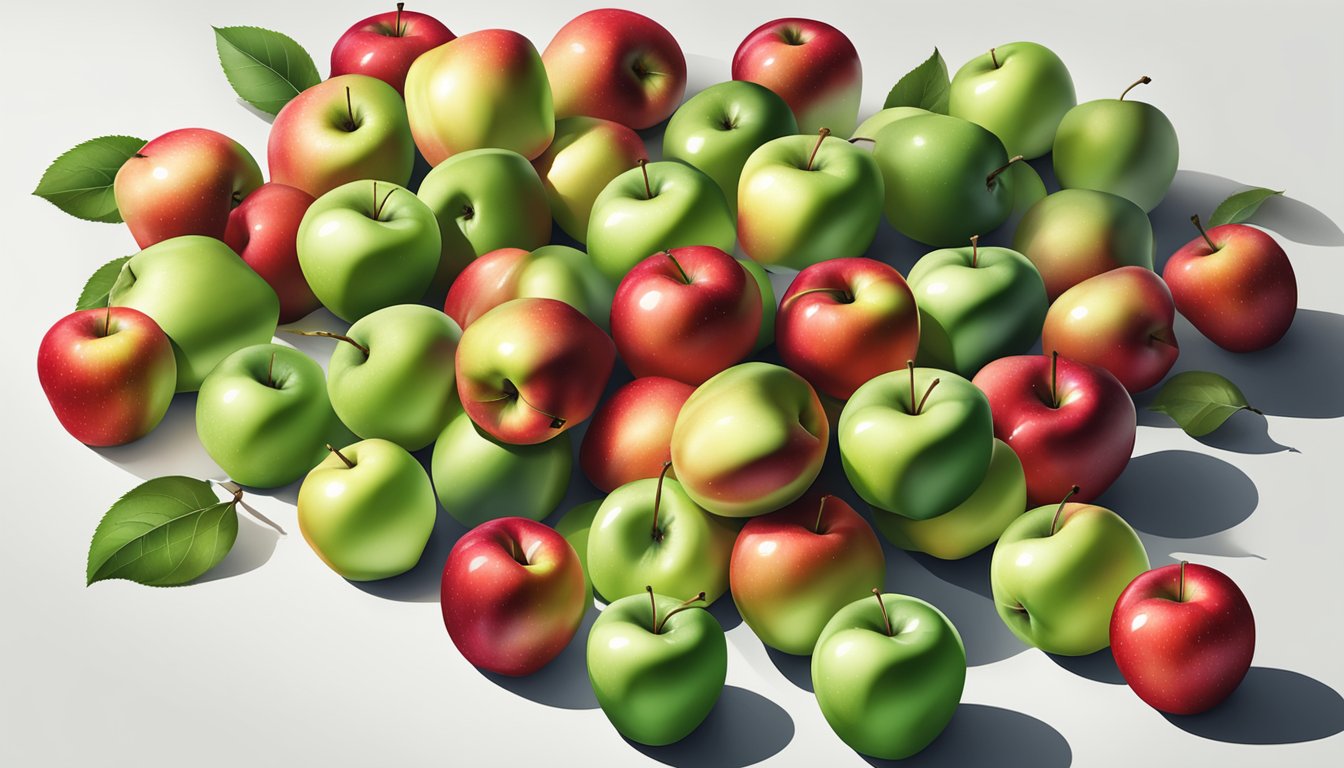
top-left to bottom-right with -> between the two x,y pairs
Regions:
223,182 -> 320,324
579,376 -> 695,493
330,3 -> 455,94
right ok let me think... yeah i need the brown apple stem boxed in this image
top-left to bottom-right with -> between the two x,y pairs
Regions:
915,378 -> 941,416
655,591 -> 708,634
1120,76 -> 1152,101
1049,349 -> 1060,408
1190,214 -> 1221,252
267,350 -> 277,387
286,330 -> 371,358
345,87 -> 356,131
637,158 -> 652,199
645,585 -> 659,633
651,461 -> 673,542
990,47 -> 1000,68
326,443 -> 356,469
501,380 -> 567,430
374,186 -> 396,220
1048,485 -> 1081,536
1178,560 -> 1188,603
101,304 -> 113,337
814,494 -> 832,533
395,2 -> 405,36
779,286 -> 853,311
664,250 -> 692,284
848,136 -> 875,145
969,235 -> 980,269
871,588 -> 893,636
907,360 -> 917,414
986,155 -> 1025,189
806,128 -> 832,171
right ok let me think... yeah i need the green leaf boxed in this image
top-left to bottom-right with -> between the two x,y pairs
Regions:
75,255 -> 133,311
884,48 -> 950,113
213,26 -> 320,116
1209,187 -> 1284,227
32,136 -> 146,223
87,477 -> 239,587
1148,371 -> 1261,437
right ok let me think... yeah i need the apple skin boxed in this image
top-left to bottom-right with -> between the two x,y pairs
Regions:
852,106 -> 930,141
738,258 -> 777,353
532,116 -> 646,243
37,307 -> 176,447
587,591 -> 727,746
329,6 -> 455,94
297,438 -> 437,581
775,257 -> 919,400
542,8 -> 687,130
812,593 -> 966,760
991,500 -> 1150,656
730,493 -> 886,655
1012,188 -> 1154,301
611,246 -> 762,385
109,235 -> 279,392
555,500 -> 602,599
1043,266 -> 1179,393
431,407 -> 572,528
732,18 -> 862,136
444,245 -> 613,331
113,128 -> 262,249
948,42 -> 1076,160
579,377 -> 694,493
455,298 -> 615,445
1163,224 -> 1297,352
973,354 -> 1136,506
907,242 -> 1048,378
404,29 -> 555,164
670,362 -> 829,518
223,182 -> 320,324
1111,563 -> 1256,715
1053,88 -> 1179,213
267,74 -> 415,198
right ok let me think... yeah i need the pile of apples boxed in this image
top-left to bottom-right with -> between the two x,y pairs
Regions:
36,5 -> 1297,760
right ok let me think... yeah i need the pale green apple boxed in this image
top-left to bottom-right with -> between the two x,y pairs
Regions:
949,42 -> 1076,160
851,106 -> 930,141
555,500 -> 602,599
738,258 -> 776,353
533,116 -> 646,243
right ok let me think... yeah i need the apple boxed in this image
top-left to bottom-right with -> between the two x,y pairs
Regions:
732,18 -> 862,136
531,116 -> 646,243
670,362 -> 829,518
455,298 -> 615,445
1164,216 -> 1297,352
579,376 -> 694,493
296,179 -> 440,322
991,491 -> 1150,656
441,517 -> 587,676
329,3 -> 455,94
223,182 -> 320,324
297,440 -> 436,581
948,42 -> 1076,160
775,257 -> 919,399
37,307 -> 175,446
1111,561 -> 1256,714
542,8 -> 686,130
555,500 -> 602,599
851,106 -> 930,141
731,493 -> 885,654
739,258 -> 777,353
404,29 -> 554,164
813,591 -> 966,759
588,588 -> 726,746
1012,188 -> 1154,300
444,245 -> 613,331
108,235 -> 279,392
113,128 -> 262,249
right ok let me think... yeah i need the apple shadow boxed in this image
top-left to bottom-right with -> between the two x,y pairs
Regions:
1046,648 -> 1127,686
407,149 -> 433,193
194,515 -> 281,584
862,704 -> 1071,768
1097,450 -> 1257,539
94,393 -> 225,482
1163,667 -> 1344,744
765,645 -> 814,692
480,603 -> 600,710
630,685 -> 795,768
908,547 -> 996,601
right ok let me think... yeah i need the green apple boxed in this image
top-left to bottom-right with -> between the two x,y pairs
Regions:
991,494 -> 1150,655
297,180 -> 440,322
297,439 -> 437,581
1012,188 -> 1154,300
532,116 -> 645,244
949,42 -> 1076,160
737,258 -> 776,353
852,106 -> 930,141
1007,160 -> 1048,219
587,160 -> 736,282
662,81 -> 797,215
555,500 -> 602,599
813,592 -> 966,760
588,590 -> 727,746
109,235 -> 279,392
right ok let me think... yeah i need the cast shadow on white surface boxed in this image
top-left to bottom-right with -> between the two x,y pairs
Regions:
765,645 -> 813,692
629,685 -> 794,768
95,393 -> 224,482
195,515 -> 281,583
1163,667 -> 1344,745
481,604 -> 600,710
861,704 -> 1072,768
1136,393 -> 1295,454
1097,450 -> 1257,539
1047,649 -> 1126,686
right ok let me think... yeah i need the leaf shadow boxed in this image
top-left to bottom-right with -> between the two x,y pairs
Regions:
1164,667 -> 1344,744
194,515 -> 279,584
862,704 -> 1071,767
629,685 -> 794,768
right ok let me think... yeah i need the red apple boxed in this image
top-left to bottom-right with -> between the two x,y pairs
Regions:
442,245 -> 611,332
775,257 -> 920,400
611,247 -> 762,385
113,128 -> 262,248
731,18 -> 862,136
223,183 -> 320,324
441,517 -> 587,676
972,353 -> 1135,506
1163,218 -> 1297,353
1111,561 -> 1255,715
1042,266 -> 1178,393
542,9 -> 687,130
330,3 -> 455,95
579,377 -> 695,493
37,307 -> 177,446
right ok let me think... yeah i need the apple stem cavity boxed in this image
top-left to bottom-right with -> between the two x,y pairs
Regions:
815,494 -> 832,534
286,330 -> 371,358
664,250 -> 692,284
497,379 -> 567,430
651,461 -> 673,542
1178,560 -> 1188,602
806,128 -> 832,171
915,378 -> 941,416
871,588 -> 894,636
1120,75 -> 1152,101
326,443 -> 356,469
395,2 -> 405,36
1190,214 -> 1221,253
637,158 -> 652,199
1049,485 -> 1081,536
969,235 -> 980,268
990,47 -> 1000,68
986,155 -> 1025,190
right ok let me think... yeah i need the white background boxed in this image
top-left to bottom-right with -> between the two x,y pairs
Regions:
3,1 -> 1342,766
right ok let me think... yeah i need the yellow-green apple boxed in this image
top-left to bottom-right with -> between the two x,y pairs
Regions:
444,245 -> 613,331
775,257 -> 919,399
37,307 -> 176,446
404,29 -> 554,164
532,116 -> 646,242
732,18 -> 862,135
739,258 -> 777,353
108,235 -> 278,392
730,493 -> 885,655
555,500 -> 601,598
297,440 -> 436,581
1053,76 -> 1179,212
611,246 -> 761,385
737,130 -> 883,269
329,3 -> 455,94
223,182 -> 320,323
1012,188 -> 1154,300
542,9 -> 686,130
440,517 -> 587,676
813,591 -> 966,759
991,492 -> 1149,655
455,298 -> 614,445
851,106 -> 929,141
296,180 -> 439,322
113,128 -> 262,248
579,377 -> 694,493
670,362 -> 829,518
949,42 -> 1076,160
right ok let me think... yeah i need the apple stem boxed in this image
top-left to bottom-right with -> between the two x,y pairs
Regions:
651,589 -> 708,634
915,378 -> 941,416
267,350 -> 277,387
969,235 -> 980,269
395,2 -> 405,36
779,286 -> 853,311
1049,349 -> 1059,408
345,87 -> 356,132
1190,214 -> 1220,252
848,136 -> 876,145
990,47 -> 1000,69
986,155 -> 1025,190
1049,485 -> 1081,536
373,186 -> 396,220
651,461 -> 673,542
637,158 -> 652,199
664,250 -> 692,284
1178,560 -> 1187,603
286,330 -> 371,358
1120,76 -> 1152,102
814,494 -> 832,534
646,586 -> 658,633
806,128 -> 832,171
871,588 -> 893,636
326,443 -> 356,469
101,304 -> 113,337
500,380 -> 567,430
907,360 -> 917,413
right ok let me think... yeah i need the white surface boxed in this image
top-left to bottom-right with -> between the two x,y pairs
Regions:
3,1 -> 1343,766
